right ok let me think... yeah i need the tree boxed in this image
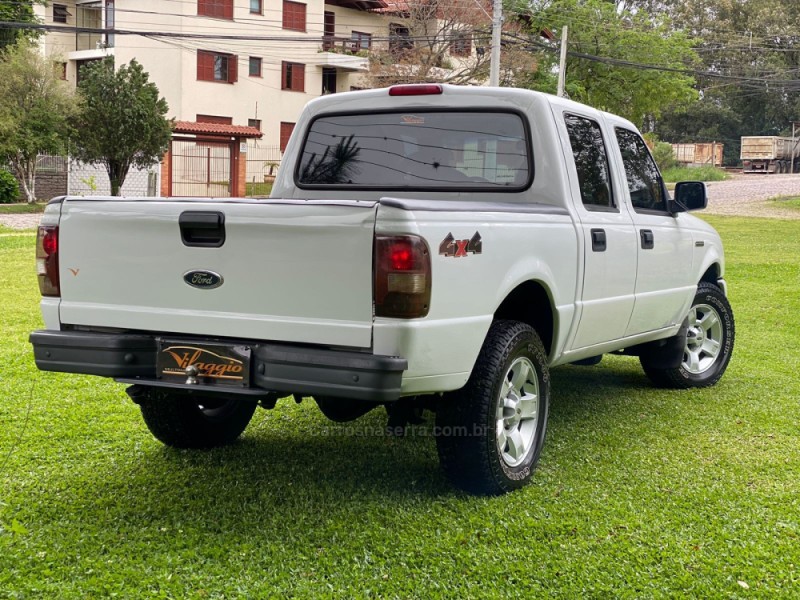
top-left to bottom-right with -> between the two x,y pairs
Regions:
516,0 -> 699,127
363,0 -> 492,86
655,102 -> 744,166
0,40 -> 77,202
0,1 -> 43,49
621,0 -> 800,139
72,58 -> 172,196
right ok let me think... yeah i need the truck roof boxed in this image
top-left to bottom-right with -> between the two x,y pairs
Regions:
303,84 -> 639,132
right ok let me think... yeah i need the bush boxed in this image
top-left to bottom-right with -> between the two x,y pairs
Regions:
0,169 -> 20,204
652,141 -> 678,172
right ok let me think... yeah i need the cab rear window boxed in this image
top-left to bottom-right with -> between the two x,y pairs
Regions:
295,111 -> 532,190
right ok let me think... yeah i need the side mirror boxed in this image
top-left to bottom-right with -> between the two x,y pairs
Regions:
670,181 -> 707,213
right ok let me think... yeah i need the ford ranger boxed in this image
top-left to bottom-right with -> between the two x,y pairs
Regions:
30,84 -> 735,495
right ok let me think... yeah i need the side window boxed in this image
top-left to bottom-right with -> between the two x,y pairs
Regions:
564,114 -> 614,209
615,128 -> 666,212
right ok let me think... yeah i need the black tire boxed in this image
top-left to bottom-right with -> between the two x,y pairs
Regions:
641,282 -> 735,389
136,387 -> 257,449
435,320 -> 550,495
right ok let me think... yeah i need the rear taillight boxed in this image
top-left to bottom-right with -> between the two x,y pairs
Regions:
374,235 -> 431,318
36,225 -> 60,297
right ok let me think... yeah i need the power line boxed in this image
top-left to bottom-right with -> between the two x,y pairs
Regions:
505,32 -> 800,90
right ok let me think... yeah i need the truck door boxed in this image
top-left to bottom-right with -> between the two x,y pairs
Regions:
613,127 -> 695,335
561,112 -> 638,348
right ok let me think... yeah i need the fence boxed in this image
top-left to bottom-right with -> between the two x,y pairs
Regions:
14,153 -> 160,200
20,147 -> 288,201
245,143 -> 282,195
170,139 -> 231,197
69,159 -> 160,197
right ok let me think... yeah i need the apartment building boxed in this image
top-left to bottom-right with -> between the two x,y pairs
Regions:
36,0 -> 394,152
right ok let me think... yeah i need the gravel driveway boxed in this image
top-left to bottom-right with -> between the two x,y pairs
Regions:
704,172 -> 800,219
0,213 -> 41,230
2,173 -> 799,230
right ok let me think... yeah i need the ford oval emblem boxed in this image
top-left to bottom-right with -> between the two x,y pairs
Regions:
184,270 -> 223,290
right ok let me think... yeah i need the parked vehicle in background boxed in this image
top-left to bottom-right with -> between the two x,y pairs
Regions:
30,85 -> 735,496
672,143 -> 723,167
740,136 -> 800,173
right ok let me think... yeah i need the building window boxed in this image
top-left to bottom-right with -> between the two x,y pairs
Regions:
105,0 -> 115,48
250,0 -> 262,14
282,1 -> 306,32
389,23 -> 413,55
249,56 -> 262,77
197,114 -> 233,124
54,61 -> 67,80
197,51 -> 238,84
281,62 -> 305,92
248,119 -> 262,131
450,33 -> 471,57
350,31 -> 372,51
53,4 -> 69,23
280,122 -> 295,153
198,0 -> 233,20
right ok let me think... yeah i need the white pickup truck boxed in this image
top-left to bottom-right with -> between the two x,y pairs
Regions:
30,84 -> 734,495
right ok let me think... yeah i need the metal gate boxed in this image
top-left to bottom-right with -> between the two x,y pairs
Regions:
170,138 -> 233,197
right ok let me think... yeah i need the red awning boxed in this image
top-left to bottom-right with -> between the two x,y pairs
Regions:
173,120 -> 263,139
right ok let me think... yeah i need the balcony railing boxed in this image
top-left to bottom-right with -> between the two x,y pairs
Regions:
321,36 -> 368,54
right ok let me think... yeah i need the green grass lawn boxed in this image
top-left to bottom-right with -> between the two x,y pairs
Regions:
662,166 -> 730,183
771,196 -> 800,211
0,203 -> 46,214
2,217 -> 799,598
245,181 -> 273,197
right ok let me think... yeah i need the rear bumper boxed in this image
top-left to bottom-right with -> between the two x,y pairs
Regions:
30,330 -> 407,402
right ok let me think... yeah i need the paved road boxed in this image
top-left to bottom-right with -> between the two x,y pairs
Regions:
2,174 -> 799,230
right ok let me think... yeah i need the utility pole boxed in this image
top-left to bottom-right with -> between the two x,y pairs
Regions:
489,0 -> 502,86
557,26 -> 568,97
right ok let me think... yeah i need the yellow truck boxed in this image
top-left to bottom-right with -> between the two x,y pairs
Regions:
740,135 -> 800,173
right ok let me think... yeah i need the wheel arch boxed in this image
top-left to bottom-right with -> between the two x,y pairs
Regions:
695,241 -> 724,288
493,280 -> 556,357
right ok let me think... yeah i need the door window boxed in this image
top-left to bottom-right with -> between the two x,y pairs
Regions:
615,128 -> 667,212
564,114 -> 614,210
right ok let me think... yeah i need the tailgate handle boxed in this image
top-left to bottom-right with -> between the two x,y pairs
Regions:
179,211 -> 225,248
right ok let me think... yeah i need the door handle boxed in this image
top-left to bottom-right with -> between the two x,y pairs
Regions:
640,229 -> 654,250
179,211 -> 226,248
590,228 -> 606,252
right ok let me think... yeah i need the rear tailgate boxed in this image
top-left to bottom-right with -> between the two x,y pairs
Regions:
57,198 -> 378,348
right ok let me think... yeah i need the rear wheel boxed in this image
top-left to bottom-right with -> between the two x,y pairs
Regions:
641,282 -> 735,388
134,387 -> 257,448
435,320 -> 549,495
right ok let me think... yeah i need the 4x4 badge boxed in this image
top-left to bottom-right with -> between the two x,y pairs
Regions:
439,232 -> 482,257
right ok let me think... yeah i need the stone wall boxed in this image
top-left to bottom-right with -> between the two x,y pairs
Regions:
30,170 -> 68,201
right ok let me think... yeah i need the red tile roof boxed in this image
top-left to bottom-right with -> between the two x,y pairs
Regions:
173,120 -> 263,139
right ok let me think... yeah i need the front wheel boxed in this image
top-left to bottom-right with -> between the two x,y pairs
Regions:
641,282 -> 735,388
435,320 -> 550,495
133,387 -> 257,449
